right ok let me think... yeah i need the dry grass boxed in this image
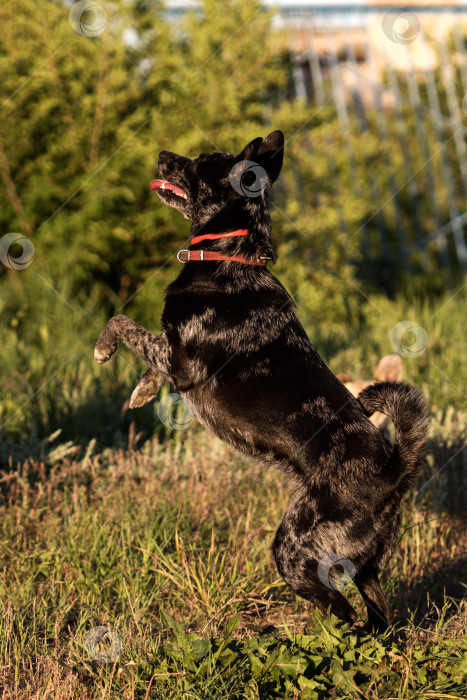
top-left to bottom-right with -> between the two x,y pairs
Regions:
0,410 -> 466,699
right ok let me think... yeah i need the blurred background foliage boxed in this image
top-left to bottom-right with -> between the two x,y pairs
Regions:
0,0 -> 466,454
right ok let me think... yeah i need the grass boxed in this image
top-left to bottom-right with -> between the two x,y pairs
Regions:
1,277 -> 467,451
1,417 -> 466,698
1,285 -> 466,697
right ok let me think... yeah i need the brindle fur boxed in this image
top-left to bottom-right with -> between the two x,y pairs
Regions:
94,131 -> 429,631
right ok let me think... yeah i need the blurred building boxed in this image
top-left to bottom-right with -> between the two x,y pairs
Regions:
267,1 -> 467,106
166,1 -> 467,104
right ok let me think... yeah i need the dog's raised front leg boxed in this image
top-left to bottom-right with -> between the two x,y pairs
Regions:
129,369 -> 163,409
94,314 -> 169,378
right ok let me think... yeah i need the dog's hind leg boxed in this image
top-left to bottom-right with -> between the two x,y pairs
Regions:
272,496 -> 358,625
94,314 -> 170,378
354,565 -> 392,632
352,512 -> 399,632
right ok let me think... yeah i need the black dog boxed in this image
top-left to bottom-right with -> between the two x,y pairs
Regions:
94,131 -> 429,631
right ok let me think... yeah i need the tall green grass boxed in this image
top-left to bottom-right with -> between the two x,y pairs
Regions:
1,279 -> 466,456
0,425 -> 465,698
1,280 -> 466,697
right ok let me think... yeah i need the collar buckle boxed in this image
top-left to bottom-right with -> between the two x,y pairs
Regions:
177,249 -> 190,263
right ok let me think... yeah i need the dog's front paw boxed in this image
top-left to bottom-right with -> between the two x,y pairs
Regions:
94,338 -> 117,364
129,370 -> 163,408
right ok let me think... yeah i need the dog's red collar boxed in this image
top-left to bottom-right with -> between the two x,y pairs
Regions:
177,249 -> 269,265
190,229 -> 249,245
178,228 -> 269,266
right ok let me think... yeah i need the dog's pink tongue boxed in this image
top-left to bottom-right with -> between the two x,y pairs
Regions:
150,179 -> 186,198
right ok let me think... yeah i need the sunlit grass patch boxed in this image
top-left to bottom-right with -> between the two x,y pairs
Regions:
1,417 -> 466,698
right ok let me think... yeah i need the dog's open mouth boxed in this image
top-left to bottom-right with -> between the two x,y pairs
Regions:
151,179 -> 187,201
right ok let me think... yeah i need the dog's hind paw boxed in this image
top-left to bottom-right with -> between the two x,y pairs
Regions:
129,369 -> 163,408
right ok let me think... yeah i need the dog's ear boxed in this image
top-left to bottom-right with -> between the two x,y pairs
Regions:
257,130 -> 284,184
237,136 -> 263,162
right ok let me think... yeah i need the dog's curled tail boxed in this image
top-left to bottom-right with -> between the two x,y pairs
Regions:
359,381 -> 430,488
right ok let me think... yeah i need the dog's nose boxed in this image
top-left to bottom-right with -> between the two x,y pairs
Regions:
157,151 -> 170,170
